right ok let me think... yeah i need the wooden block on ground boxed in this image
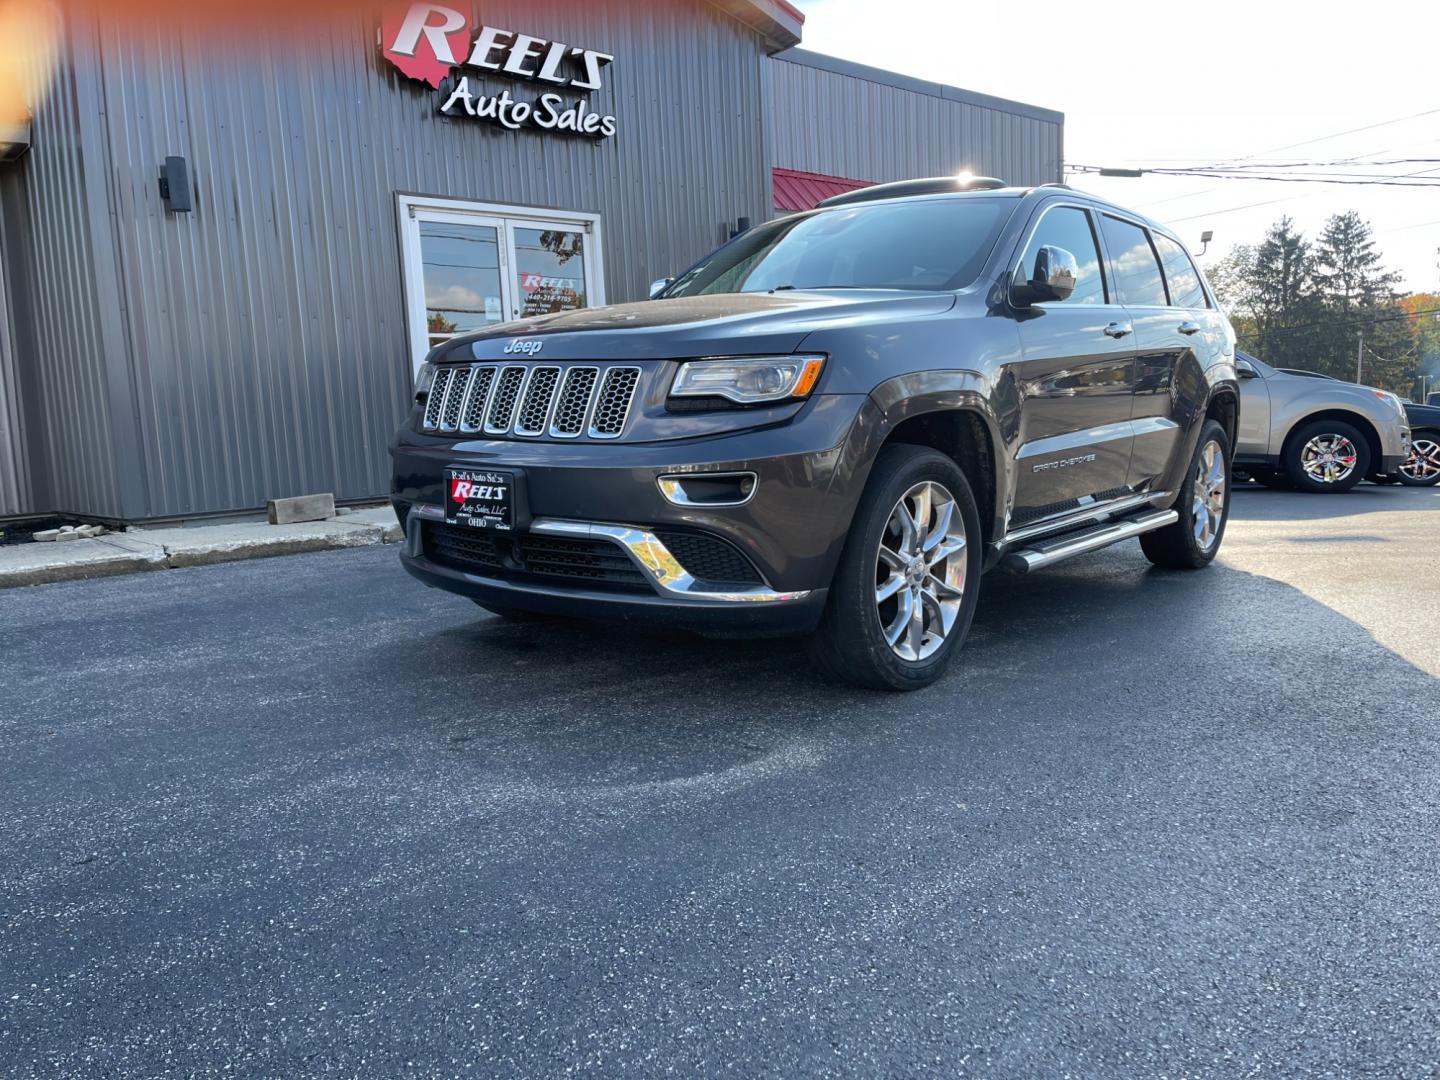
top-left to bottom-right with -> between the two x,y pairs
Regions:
266,493 -> 336,525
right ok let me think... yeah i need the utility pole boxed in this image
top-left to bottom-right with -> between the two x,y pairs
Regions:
1355,332 -> 1364,384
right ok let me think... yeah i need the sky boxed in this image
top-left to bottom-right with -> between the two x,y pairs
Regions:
798,0 -> 1440,293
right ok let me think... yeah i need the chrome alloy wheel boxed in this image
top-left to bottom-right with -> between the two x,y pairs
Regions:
874,481 -> 967,662
1300,433 -> 1359,485
1192,439 -> 1228,551
1399,437 -> 1440,482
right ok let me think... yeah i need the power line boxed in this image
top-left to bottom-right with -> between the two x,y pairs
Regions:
1075,162 -> 1440,227
1191,108 -> 1440,169
1166,197 -> 1296,224
1208,158 -> 1440,170
1376,218 -> 1440,234
1067,165 -> 1440,186
1259,306 -> 1440,337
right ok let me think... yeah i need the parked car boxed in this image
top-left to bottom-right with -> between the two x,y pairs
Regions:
1234,352 -> 1410,493
392,178 -> 1240,690
1372,400 -> 1440,486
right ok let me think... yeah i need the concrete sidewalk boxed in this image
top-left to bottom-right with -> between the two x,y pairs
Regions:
0,506 -> 403,589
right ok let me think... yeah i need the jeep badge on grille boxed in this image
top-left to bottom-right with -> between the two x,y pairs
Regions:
504,339 -> 543,355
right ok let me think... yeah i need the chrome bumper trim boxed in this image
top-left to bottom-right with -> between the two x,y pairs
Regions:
409,505 -> 810,605
531,519 -> 809,603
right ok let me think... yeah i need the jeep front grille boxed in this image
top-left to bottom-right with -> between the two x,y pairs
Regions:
421,362 -> 642,441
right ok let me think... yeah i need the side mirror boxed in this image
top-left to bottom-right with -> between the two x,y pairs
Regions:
1013,245 -> 1077,306
1236,359 -> 1259,380
649,277 -> 673,299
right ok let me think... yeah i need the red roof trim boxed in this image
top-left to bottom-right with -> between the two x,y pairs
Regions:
772,167 -> 871,212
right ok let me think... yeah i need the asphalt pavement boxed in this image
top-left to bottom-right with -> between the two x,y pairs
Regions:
3,484 -> 1438,1078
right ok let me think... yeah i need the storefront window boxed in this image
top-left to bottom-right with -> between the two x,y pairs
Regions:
419,220 -> 506,349
401,197 -> 604,371
512,228 -> 588,318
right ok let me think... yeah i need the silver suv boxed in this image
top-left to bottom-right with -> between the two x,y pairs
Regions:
1234,352 -> 1410,493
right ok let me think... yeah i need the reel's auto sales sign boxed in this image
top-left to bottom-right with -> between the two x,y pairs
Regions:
382,4 -> 618,139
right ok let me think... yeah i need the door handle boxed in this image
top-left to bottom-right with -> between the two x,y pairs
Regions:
1103,322 -> 1132,339
1178,321 -> 1201,336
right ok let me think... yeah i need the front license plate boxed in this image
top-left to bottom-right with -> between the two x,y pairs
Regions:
445,467 -> 523,531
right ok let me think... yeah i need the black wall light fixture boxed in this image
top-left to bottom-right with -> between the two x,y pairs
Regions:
158,156 -> 192,213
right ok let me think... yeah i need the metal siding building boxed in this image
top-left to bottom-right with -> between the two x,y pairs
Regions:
770,49 -> 1064,192
0,2 -> 1061,523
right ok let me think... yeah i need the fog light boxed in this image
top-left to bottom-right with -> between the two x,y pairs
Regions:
657,472 -> 757,507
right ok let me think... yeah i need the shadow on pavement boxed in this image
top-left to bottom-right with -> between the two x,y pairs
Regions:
4,544 -> 1440,1077
1231,481 -> 1440,521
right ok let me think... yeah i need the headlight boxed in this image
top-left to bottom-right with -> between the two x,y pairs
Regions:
670,355 -> 826,405
1371,389 -> 1403,416
414,361 -> 437,399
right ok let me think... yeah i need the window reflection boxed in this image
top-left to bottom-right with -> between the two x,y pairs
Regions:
1099,216 -> 1168,308
514,228 -> 587,317
1021,207 -> 1105,305
1154,234 -> 1207,309
420,221 -> 504,348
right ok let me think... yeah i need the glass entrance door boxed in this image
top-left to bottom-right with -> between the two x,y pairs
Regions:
417,216 -> 508,350
508,224 -> 590,319
400,198 -> 605,374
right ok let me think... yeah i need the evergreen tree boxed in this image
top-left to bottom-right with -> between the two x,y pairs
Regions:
1313,211 -> 1400,312
1250,217 -> 1311,357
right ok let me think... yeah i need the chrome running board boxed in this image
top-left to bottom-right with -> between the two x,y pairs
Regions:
1002,509 -> 1178,574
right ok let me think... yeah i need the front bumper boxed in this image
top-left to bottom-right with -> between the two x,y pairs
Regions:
400,523 -> 829,635
390,393 -> 875,632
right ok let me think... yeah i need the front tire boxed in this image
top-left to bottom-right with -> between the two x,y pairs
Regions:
809,445 -> 983,692
1140,419 -> 1231,569
1283,419 -> 1369,493
1397,432 -> 1440,487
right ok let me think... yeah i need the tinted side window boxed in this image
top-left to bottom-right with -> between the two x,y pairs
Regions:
1018,206 -> 1105,305
1099,215 -> 1168,307
1153,234 -> 1208,309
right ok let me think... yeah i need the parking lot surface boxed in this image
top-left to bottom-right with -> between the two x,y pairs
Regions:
3,486 -> 1438,1078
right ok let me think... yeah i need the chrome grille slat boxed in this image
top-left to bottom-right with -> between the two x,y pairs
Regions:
589,367 -> 641,439
459,366 -> 497,433
438,366 -> 472,431
426,361 -> 641,439
422,366 -> 454,430
515,366 -> 561,437
484,365 -> 528,435
550,367 -> 599,438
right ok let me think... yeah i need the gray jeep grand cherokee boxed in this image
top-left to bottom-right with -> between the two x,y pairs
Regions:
392,178 -> 1240,690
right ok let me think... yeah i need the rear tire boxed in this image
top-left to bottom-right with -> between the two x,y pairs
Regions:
1140,420 -> 1231,569
1283,419 -> 1369,493
808,445 -> 983,692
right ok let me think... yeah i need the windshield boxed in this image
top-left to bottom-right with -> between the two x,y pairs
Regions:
663,196 -> 1016,298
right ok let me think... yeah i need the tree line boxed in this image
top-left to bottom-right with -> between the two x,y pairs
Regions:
1206,211 -> 1439,398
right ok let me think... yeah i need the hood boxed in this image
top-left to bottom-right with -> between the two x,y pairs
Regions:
448,291 -> 957,362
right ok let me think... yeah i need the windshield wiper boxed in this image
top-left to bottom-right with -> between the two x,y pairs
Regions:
768,283 -> 875,293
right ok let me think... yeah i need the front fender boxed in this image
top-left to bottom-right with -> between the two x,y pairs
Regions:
834,371 -> 1011,555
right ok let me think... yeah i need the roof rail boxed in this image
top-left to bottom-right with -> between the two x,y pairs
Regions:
815,175 -> 1007,209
